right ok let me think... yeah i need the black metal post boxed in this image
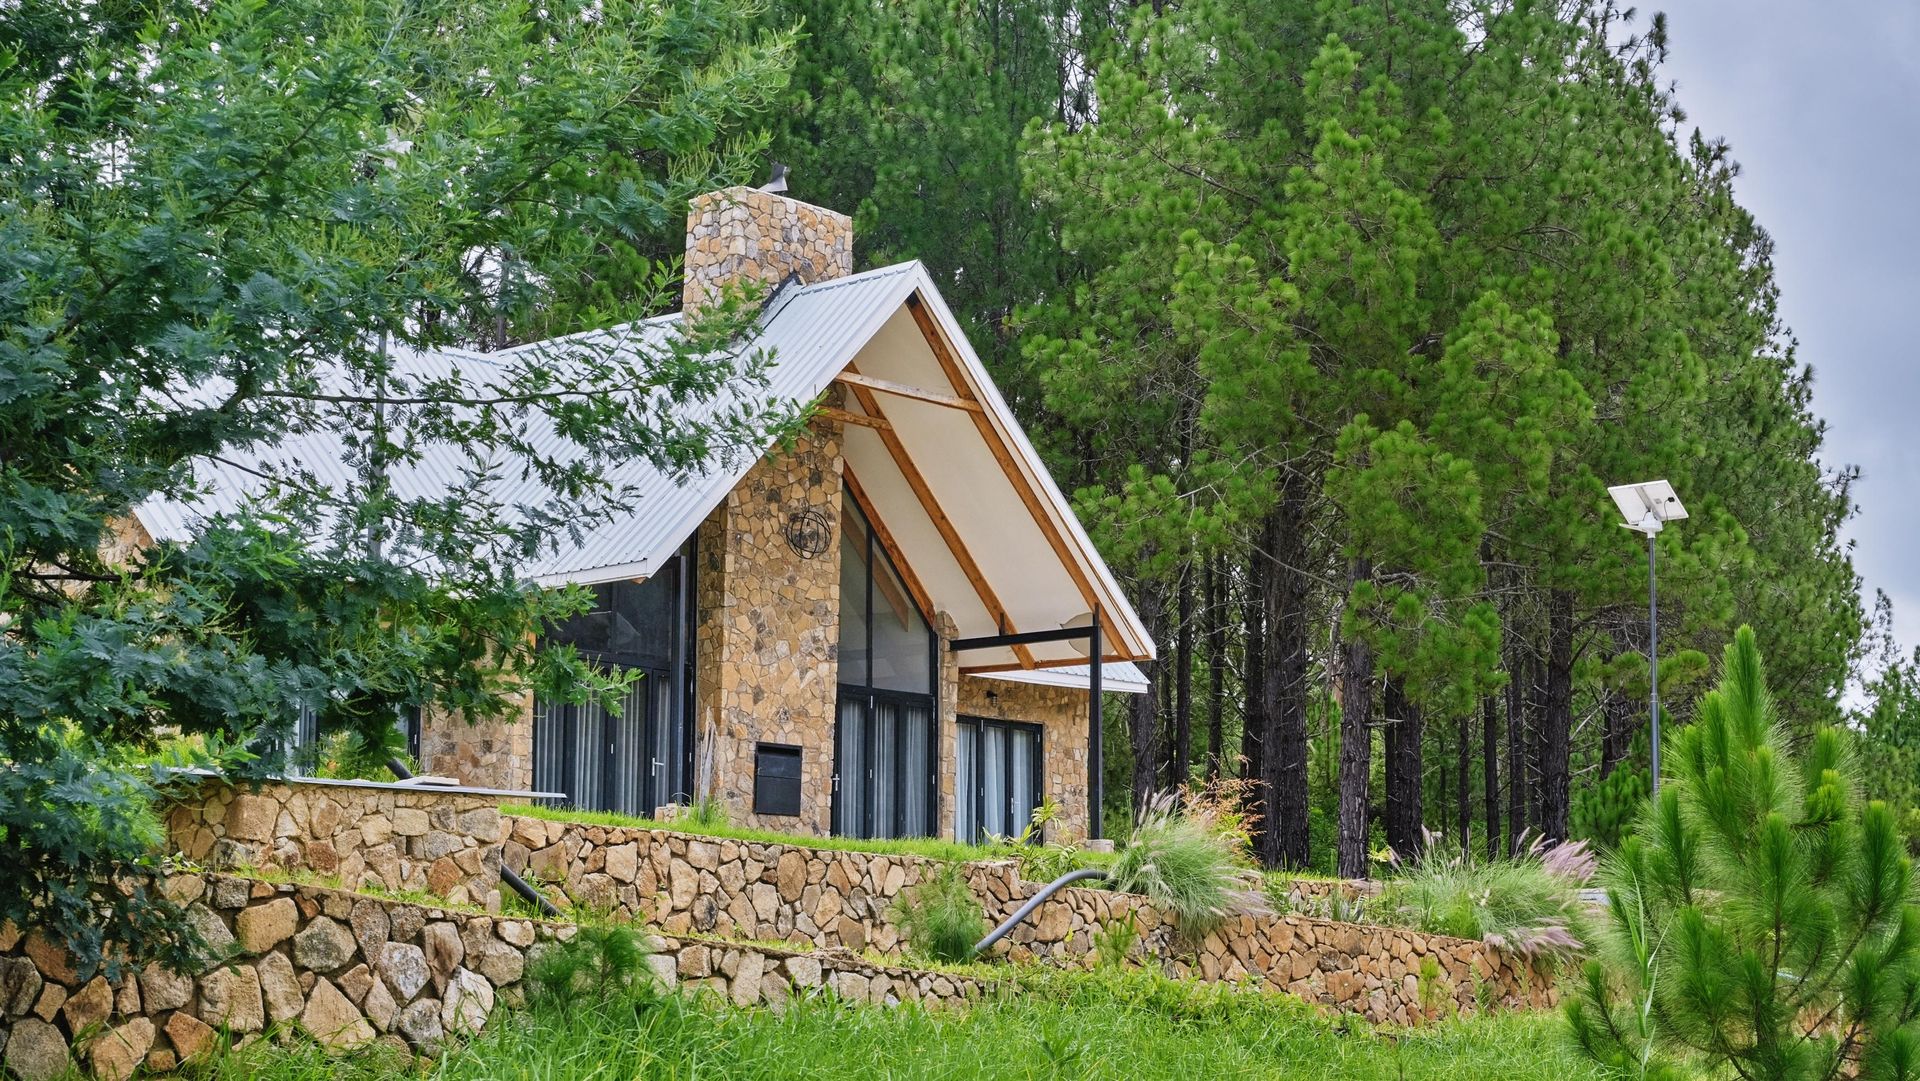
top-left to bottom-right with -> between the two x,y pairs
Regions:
1089,608 -> 1103,841
1649,532 -> 1660,797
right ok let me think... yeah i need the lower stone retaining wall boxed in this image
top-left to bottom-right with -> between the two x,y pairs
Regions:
165,778 -> 507,908
506,815 -> 1556,1024
0,874 -> 989,1081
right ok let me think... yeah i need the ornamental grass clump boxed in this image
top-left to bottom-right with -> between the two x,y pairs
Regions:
1567,626 -> 1920,1081
1375,830 -> 1595,965
1108,791 -> 1268,933
891,863 -> 986,964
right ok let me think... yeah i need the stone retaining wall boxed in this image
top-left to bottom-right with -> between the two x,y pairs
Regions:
505,816 -> 1556,1025
164,779 -> 507,909
0,874 -> 988,1081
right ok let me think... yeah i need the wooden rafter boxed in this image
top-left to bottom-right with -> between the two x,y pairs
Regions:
814,405 -> 889,431
960,655 -> 1134,676
904,294 -> 1106,626
841,379 -> 1038,669
833,371 -> 984,413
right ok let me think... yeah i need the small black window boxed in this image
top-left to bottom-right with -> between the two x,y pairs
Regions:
754,743 -> 803,816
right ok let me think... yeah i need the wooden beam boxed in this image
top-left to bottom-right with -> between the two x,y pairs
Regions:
842,380 -> 1038,669
843,465 -> 936,622
959,653 -> 1140,676
814,406 -> 889,431
833,371 -> 984,413
904,294 -> 1106,624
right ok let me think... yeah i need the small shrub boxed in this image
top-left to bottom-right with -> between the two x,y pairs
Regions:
1375,829 -> 1593,964
527,924 -> 659,1010
681,795 -> 728,829
1093,916 -> 1138,969
1108,791 -> 1268,933
890,863 -> 985,964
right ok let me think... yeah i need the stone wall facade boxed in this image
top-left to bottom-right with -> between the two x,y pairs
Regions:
681,186 -> 853,316
693,427 -> 847,833
417,696 -> 534,794
165,779 -> 506,909
0,874 -> 986,1081
505,816 -> 1556,1025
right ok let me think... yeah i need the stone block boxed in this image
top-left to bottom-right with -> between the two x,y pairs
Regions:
4,1017 -> 70,1081
164,1011 -> 216,1064
257,952 -> 304,1024
293,917 -> 356,973
61,976 -> 112,1035
441,968 -> 494,1036
301,978 -> 375,1053
235,898 -> 299,954
199,964 -> 265,1033
87,1017 -> 153,1081
224,794 -> 279,843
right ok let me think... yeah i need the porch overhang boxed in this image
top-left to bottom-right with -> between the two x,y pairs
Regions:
826,277 -> 1155,678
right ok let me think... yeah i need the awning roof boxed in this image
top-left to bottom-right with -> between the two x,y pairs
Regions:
136,261 -> 1156,677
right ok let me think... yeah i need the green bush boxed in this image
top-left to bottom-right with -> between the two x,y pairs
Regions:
1092,916 -> 1138,969
1374,833 -> 1594,964
1108,792 -> 1266,933
527,923 -> 660,1010
1567,626 -> 1920,1081
890,863 -> 986,964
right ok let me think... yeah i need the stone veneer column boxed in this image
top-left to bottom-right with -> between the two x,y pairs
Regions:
681,186 -> 852,317
417,695 -> 533,792
692,424 -> 845,833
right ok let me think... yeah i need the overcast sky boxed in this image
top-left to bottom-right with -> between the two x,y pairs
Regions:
1651,2 -> 1920,666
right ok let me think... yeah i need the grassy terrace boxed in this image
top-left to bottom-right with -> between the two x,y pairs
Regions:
504,802 -> 1034,864
198,967 -> 1598,1081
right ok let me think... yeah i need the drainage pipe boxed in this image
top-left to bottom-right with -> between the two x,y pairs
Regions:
386,757 -> 560,918
972,868 -> 1110,956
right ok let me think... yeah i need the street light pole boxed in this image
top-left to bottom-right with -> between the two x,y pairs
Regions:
1647,528 -> 1659,796
1608,480 -> 1687,800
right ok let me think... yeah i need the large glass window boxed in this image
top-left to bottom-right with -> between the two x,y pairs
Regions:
834,489 -> 937,838
534,541 -> 694,814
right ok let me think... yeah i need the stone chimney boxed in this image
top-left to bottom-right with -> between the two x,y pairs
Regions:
681,186 -> 853,316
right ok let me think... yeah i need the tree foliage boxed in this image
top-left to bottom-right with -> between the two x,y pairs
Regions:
0,0 -> 796,975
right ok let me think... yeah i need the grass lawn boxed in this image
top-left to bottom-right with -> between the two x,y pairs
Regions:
503,802 -> 1009,864
198,967 -> 1601,1080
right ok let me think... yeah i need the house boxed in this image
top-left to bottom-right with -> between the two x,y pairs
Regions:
132,184 -> 1156,844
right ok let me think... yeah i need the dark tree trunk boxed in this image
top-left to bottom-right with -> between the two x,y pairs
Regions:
1129,587 -> 1166,822
1259,504 -> 1313,869
1482,693 -> 1501,861
1382,676 -> 1423,862
1337,558 -> 1375,879
1539,590 -> 1575,842
1600,623 -> 1635,778
1167,565 -> 1195,791
1506,640 -> 1527,855
1526,648 -> 1546,834
1457,710 -> 1471,856
1241,547 -> 1267,789
1205,557 -> 1225,783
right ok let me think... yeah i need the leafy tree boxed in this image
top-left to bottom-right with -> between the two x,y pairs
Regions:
0,0 -> 795,975
1569,626 -> 1920,1080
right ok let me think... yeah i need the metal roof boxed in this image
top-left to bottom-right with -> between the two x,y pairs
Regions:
135,261 -> 1156,671
974,662 -> 1150,695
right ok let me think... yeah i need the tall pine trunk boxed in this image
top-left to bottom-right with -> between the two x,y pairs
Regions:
1241,547 -> 1267,791
1259,505 -> 1313,869
1506,639 -> 1527,855
1129,587 -> 1166,820
1383,675 -> 1423,862
1168,564 -> 1194,790
1205,557 -> 1225,783
1457,711 -> 1471,856
1482,693 -> 1501,861
1336,557 -> 1375,878
1539,589 -> 1575,841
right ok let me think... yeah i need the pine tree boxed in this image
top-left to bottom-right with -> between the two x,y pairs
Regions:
1569,627 -> 1920,1080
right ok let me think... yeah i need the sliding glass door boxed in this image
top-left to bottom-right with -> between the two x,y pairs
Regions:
833,488 -> 938,838
956,717 -> 1043,844
533,540 -> 694,814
